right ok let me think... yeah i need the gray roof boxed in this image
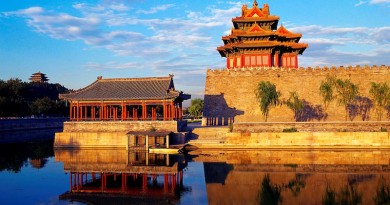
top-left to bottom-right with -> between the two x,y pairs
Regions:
60,76 -> 190,101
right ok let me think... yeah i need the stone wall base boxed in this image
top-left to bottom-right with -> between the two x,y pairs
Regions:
225,132 -> 390,149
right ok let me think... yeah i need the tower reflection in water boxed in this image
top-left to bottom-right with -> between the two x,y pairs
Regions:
55,149 -> 190,204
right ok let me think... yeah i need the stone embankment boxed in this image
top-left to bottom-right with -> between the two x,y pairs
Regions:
54,121 -> 187,148
188,122 -> 390,149
0,118 -> 65,132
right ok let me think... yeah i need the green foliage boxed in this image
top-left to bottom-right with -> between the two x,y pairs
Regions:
334,79 -> 359,121
0,78 -> 69,117
286,92 -> 304,121
255,81 -> 280,122
282,127 -> 298,132
319,75 -> 336,110
188,98 -> 204,119
319,76 -> 360,121
370,82 -> 390,121
380,127 -> 388,132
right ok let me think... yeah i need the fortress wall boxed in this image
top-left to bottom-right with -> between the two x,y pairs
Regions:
203,65 -> 390,123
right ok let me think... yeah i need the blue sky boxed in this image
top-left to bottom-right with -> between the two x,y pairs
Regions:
1,0 -> 390,100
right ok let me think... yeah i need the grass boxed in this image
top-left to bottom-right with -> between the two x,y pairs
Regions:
282,127 -> 298,132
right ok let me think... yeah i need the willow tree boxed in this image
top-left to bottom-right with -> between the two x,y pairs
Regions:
369,82 -> 390,121
286,92 -> 304,121
319,75 -> 336,111
334,79 -> 359,121
254,81 -> 280,122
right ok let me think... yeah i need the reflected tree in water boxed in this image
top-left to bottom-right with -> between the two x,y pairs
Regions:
287,174 -> 306,197
0,140 -> 53,173
323,185 -> 337,205
322,183 -> 362,205
339,184 -> 362,205
373,176 -> 390,205
258,174 -> 282,205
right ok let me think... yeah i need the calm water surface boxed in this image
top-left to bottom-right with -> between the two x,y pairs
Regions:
1,131 -> 390,205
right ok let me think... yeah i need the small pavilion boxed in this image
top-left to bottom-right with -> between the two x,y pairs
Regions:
60,75 -> 190,122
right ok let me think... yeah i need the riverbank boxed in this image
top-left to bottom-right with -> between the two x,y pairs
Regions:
188,122 -> 390,149
0,118 -> 66,132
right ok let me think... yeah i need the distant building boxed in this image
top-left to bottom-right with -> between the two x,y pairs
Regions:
217,0 -> 308,69
29,71 -> 49,83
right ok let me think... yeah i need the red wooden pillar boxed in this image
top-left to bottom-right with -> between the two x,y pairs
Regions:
268,54 -> 272,67
101,173 -> 104,192
121,102 -> 126,121
164,174 -> 168,192
76,102 -> 80,121
172,174 -> 176,191
121,173 -> 126,192
295,55 -> 298,68
179,102 -> 183,120
163,102 -> 166,121
142,102 -> 146,120
241,54 -> 244,68
114,107 -> 117,121
166,104 -> 170,120
180,170 -> 183,186
142,174 -> 148,191
84,106 -> 88,120
133,107 -> 137,120
69,102 -> 73,121
171,102 -> 175,120
79,105 -> 83,121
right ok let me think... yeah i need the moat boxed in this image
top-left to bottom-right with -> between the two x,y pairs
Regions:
1,130 -> 390,205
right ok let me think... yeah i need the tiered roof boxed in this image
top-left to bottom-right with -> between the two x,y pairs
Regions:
217,1 -> 308,57
59,75 -> 190,101
29,71 -> 49,83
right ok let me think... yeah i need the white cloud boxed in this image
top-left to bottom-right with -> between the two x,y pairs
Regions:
370,0 -> 390,4
137,4 -> 174,14
355,0 -> 367,6
356,0 -> 390,6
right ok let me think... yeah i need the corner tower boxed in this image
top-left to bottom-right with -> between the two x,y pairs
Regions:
217,1 -> 308,69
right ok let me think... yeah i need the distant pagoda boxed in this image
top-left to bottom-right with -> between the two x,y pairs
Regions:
29,71 -> 49,83
217,0 -> 308,69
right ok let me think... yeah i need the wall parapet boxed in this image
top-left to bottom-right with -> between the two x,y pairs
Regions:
207,65 -> 390,75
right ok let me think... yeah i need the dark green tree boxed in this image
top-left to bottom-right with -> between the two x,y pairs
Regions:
31,97 -> 56,116
188,98 -> 204,119
0,78 -> 69,117
369,82 -> 390,121
255,81 -> 280,122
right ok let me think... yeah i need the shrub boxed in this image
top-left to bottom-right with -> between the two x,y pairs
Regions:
282,127 -> 298,132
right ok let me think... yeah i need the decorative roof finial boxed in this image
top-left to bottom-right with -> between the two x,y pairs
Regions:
253,0 -> 258,7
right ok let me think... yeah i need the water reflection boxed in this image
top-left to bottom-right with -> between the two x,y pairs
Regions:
55,149 -> 190,204
192,150 -> 390,205
0,139 -> 53,172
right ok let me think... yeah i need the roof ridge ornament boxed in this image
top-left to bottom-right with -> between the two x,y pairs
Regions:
253,0 -> 258,7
